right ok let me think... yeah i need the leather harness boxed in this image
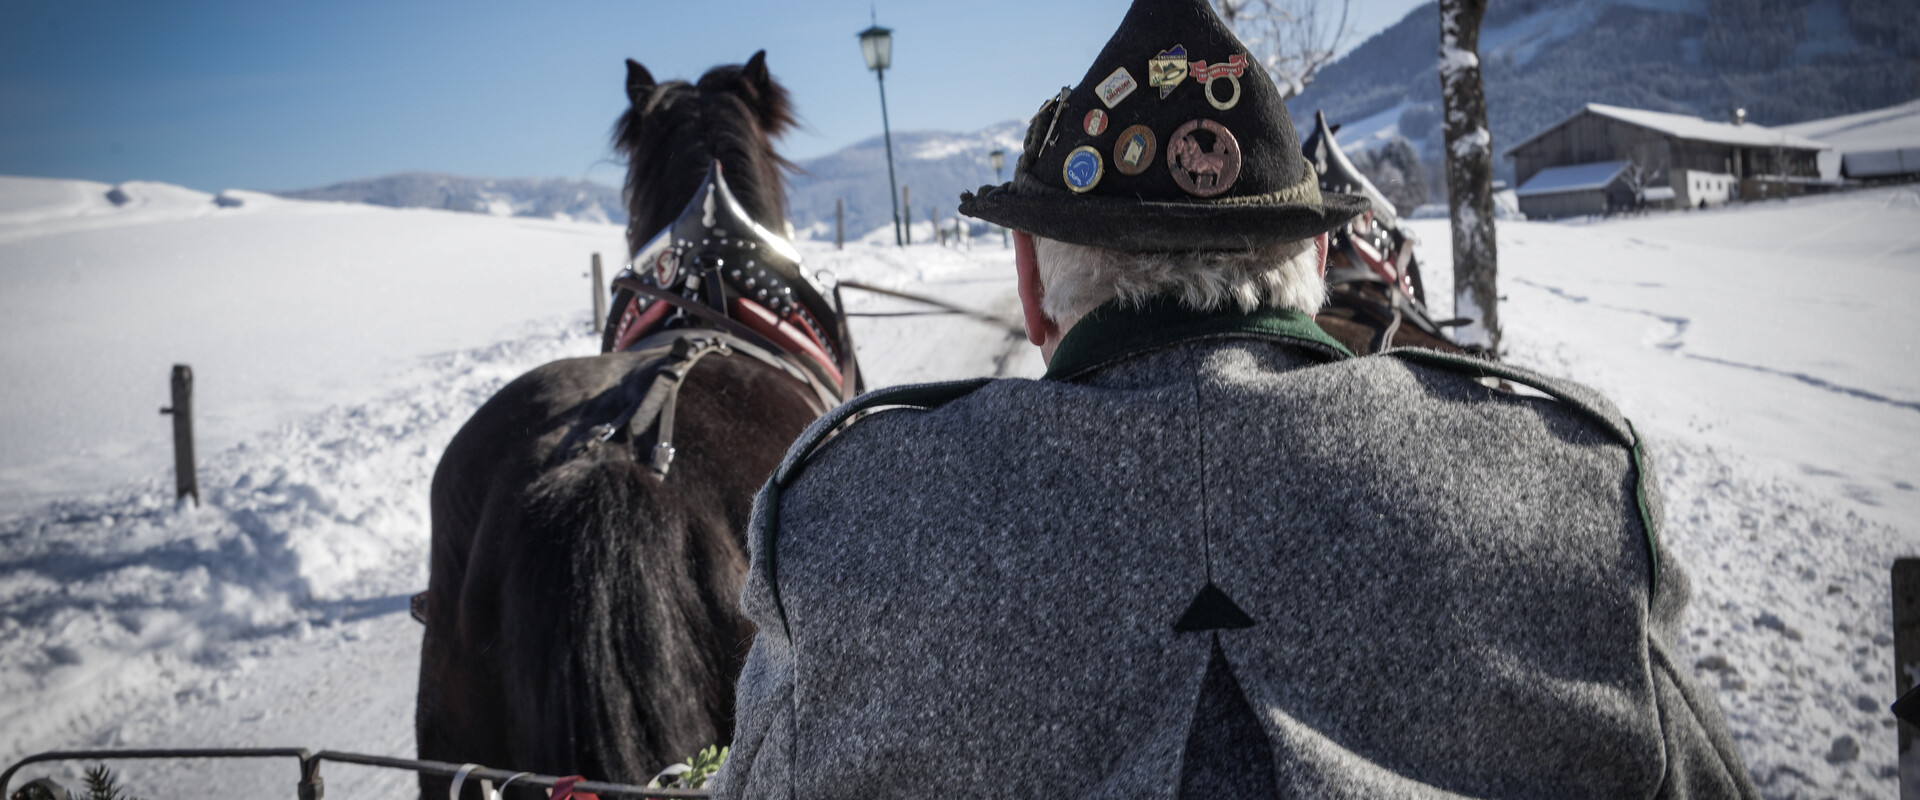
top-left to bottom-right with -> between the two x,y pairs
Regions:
591,163 -> 851,479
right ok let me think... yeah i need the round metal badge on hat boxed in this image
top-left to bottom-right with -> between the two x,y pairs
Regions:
1113,124 -> 1157,176
1063,145 -> 1104,193
1084,108 -> 1109,136
1167,119 -> 1241,197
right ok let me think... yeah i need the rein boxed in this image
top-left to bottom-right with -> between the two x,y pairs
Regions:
834,280 -> 1025,333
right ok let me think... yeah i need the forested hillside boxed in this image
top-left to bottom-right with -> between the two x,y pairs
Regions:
1289,0 -> 1920,195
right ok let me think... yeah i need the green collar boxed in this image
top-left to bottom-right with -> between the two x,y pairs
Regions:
1043,296 -> 1353,381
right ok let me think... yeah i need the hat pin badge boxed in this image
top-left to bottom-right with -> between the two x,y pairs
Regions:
1148,44 -> 1189,98
1113,124 -> 1156,176
1039,86 -> 1072,152
1094,66 -> 1138,109
1084,108 -> 1109,136
1188,54 -> 1248,111
1063,146 -> 1104,193
1167,119 -> 1241,197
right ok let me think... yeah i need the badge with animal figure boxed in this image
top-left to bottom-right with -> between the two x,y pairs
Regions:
1063,145 -> 1105,193
1166,119 -> 1241,197
1084,108 -> 1109,136
1113,124 -> 1157,176
1095,66 -> 1138,109
1188,54 -> 1249,111
1148,45 -> 1189,98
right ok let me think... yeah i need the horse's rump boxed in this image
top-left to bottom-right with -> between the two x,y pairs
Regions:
420,344 -> 820,794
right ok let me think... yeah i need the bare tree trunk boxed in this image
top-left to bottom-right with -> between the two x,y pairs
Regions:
1438,0 -> 1500,354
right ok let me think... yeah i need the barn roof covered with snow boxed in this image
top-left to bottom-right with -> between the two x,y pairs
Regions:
1515,160 -> 1631,197
1507,103 -> 1830,155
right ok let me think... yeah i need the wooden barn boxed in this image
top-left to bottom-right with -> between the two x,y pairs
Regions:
1506,103 -> 1828,218
1511,160 -> 1636,218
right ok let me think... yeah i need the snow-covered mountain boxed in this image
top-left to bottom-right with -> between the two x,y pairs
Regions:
278,172 -> 626,225
269,123 -> 1030,245
785,121 -> 1025,242
1287,0 -> 1919,195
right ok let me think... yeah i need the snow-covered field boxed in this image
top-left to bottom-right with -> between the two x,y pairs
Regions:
1,176 -> 1914,798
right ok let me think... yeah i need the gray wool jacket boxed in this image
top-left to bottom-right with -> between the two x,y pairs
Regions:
713,298 -> 1758,800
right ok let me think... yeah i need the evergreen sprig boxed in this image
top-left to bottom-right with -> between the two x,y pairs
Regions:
81,765 -> 144,800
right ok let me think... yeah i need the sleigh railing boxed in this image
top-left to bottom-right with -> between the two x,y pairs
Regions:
1,747 -> 709,799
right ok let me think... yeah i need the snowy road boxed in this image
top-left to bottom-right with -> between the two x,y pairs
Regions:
2,180 -> 1915,797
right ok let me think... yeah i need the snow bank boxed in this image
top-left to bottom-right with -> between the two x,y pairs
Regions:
0,177 -> 627,518
1,322 -> 599,790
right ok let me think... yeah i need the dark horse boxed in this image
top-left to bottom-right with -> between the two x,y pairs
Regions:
1302,110 -> 1482,358
417,52 -> 848,797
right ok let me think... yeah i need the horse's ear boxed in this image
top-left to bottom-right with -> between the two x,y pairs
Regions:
738,50 -> 794,135
626,58 -> 656,106
742,50 -> 771,99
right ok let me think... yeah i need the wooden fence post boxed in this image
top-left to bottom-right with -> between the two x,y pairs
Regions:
591,253 -> 606,334
902,185 -> 911,245
158,364 -> 198,506
936,206 -> 945,246
836,198 -> 844,250
1897,558 -> 1920,799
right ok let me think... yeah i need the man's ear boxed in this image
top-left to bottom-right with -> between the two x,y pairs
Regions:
1313,232 -> 1329,279
625,58 -> 656,107
1014,231 -> 1057,348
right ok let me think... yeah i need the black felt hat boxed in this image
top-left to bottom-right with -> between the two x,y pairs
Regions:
958,0 -> 1367,251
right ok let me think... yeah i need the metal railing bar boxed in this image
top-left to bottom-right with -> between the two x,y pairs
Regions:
2,748 -> 713,799
311,750 -> 710,798
1,748 -> 311,797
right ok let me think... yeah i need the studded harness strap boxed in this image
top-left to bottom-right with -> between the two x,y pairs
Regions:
590,162 -> 852,479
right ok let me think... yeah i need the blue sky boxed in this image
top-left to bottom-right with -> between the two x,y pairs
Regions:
0,0 -> 1427,193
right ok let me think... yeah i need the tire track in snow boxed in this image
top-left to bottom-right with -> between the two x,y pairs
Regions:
1677,354 -> 1920,414
1512,277 -> 1920,413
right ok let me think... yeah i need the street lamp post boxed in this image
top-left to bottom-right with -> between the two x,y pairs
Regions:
859,20 -> 904,247
989,148 -> 1008,248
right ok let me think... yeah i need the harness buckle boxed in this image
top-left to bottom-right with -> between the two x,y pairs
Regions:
650,442 -> 677,475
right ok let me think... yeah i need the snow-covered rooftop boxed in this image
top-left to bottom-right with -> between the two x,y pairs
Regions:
1777,98 -> 1920,152
1509,103 -> 1831,155
1515,159 -> 1629,196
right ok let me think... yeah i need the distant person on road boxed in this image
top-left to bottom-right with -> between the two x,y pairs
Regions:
713,0 -> 1757,796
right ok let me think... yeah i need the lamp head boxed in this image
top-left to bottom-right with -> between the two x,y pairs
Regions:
858,24 -> 893,71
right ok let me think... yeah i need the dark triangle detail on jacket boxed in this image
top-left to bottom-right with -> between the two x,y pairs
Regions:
1178,636 -> 1280,800
1174,582 -> 1256,632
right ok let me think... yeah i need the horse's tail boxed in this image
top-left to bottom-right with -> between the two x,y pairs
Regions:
506,445 -> 746,784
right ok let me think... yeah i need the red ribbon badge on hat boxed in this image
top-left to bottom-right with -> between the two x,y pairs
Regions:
1187,55 -> 1249,111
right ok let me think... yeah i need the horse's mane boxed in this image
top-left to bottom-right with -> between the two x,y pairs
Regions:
613,52 -> 798,257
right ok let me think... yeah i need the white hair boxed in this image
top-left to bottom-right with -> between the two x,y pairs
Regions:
1033,236 -> 1326,330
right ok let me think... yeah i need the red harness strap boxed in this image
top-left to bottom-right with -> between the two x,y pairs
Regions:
611,295 -> 843,387
729,297 -> 843,386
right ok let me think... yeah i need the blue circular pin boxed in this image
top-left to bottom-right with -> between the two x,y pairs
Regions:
1063,145 -> 1104,194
